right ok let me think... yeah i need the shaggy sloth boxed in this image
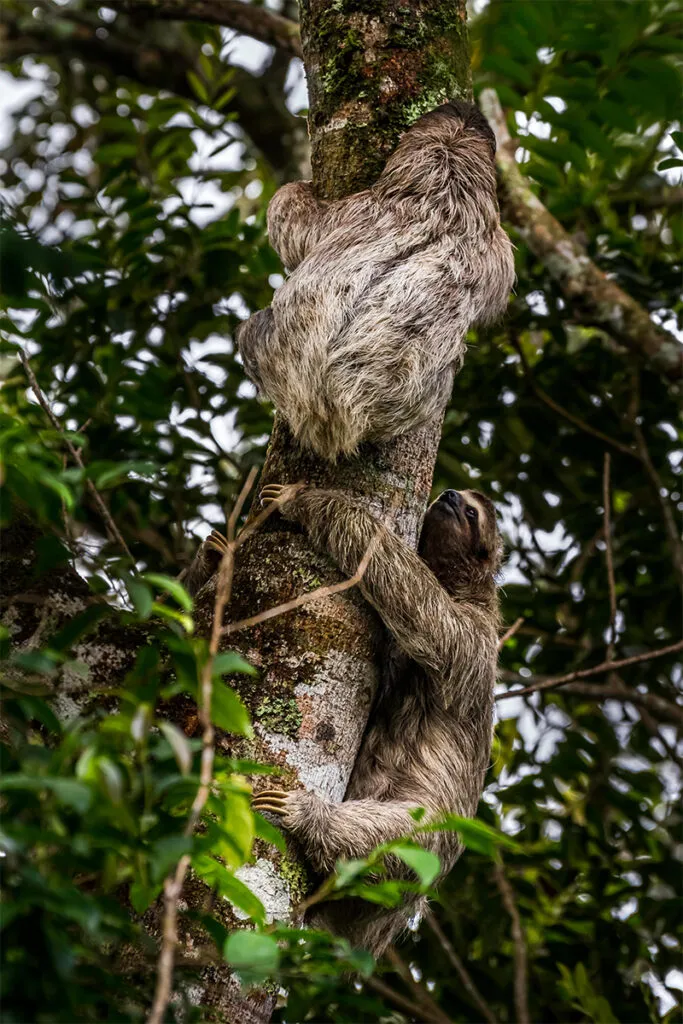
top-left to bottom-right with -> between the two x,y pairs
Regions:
247,483 -> 502,957
237,100 -> 515,461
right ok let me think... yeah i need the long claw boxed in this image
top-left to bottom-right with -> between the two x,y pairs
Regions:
260,484 -> 285,508
254,789 -> 288,799
252,802 -> 287,816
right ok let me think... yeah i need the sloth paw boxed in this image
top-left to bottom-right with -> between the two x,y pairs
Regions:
252,787 -> 291,817
203,529 -> 229,557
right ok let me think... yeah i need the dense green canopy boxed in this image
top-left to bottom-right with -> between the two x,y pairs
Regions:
1,1 -> 681,1021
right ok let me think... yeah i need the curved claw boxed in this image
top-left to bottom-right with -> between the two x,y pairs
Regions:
204,530 -> 229,555
260,484 -> 286,508
252,801 -> 287,817
252,788 -> 290,817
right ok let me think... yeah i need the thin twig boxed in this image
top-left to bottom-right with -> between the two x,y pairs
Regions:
221,520 -> 383,637
510,335 -> 636,460
147,473 -> 258,1024
602,453 -> 618,659
365,974 -> 452,1024
385,946 -> 453,1024
497,639 -> 683,701
20,352 -> 134,561
425,912 -> 498,1024
498,617 -> 524,652
227,466 -> 259,542
633,423 -> 683,588
493,861 -> 529,1024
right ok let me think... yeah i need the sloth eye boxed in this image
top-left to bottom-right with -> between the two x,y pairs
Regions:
465,506 -> 478,520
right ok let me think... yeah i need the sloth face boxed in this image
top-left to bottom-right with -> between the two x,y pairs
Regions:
419,488 -> 502,588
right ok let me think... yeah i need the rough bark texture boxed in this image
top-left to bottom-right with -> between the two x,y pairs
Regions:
480,89 -> 683,381
189,2 -> 473,1016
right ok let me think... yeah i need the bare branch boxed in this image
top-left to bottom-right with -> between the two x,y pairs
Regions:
498,616 -> 524,652
497,639 -> 683,701
425,912 -> 498,1024
20,352 -> 133,562
493,861 -> 530,1024
365,974 -> 453,1024
117,0 -> 302,58
602,453 -> 617,658
510,333 -> 638,461
632,423 -> 683,588
480,89 -> 683,380
385,946 -> 454,1024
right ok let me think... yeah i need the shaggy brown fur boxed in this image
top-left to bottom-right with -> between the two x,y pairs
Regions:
237,100 -> 515,461
252,484 -> 501,957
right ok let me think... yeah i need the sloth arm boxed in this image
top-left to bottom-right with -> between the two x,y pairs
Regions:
266,181 -> 333,271
285,489 -> 497,714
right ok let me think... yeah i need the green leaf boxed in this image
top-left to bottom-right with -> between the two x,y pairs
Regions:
212,684 -> 253,737
150,836 -> 194,883
391,845 -> 441,887
223,931 -> 279,984
130,879 -> 163,915
252,812 -> 286,853
143,573 -> 193,611
187,71 -> 209,104
0,776 -> 92,814
417,815 -> 520,856
334,858 -> 370,890
159,722 -> 193,775
193,855 -> 265,924
212,651 -> 256,677
127,577 -> 154,619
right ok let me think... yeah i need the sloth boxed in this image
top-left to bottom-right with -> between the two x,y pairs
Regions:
249,482 -> 502,957
236,100 -> 515,461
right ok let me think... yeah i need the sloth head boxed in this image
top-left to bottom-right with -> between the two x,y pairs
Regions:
419,488 -> 502,598
375,100 -> 499,233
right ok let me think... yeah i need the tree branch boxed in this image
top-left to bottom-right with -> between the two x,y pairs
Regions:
493,861 -> 530,1024
0,8 -> 303,179
480,89 -> 683,380
117,0 -> 302,58
497,639 -> 683,701
20,352 -> 133,562
425,912 -> 498,1024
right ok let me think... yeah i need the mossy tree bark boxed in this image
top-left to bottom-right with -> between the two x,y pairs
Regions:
191,1 -> 474,1012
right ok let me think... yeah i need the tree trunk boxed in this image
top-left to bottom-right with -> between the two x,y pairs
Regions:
3,3 -> 473,1020
191,0 -> 473,1015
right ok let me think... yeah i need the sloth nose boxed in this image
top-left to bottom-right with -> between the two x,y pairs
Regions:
440,489 -> 462,510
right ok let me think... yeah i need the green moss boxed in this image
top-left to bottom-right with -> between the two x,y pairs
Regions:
255,696 -> 303,737
279,852 -> 311,906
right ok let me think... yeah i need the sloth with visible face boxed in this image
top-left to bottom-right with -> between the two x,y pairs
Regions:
237,100 -> 515,461
252,484 -> 502,957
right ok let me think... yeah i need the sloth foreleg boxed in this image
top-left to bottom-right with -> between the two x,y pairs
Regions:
252,788 -> 420,876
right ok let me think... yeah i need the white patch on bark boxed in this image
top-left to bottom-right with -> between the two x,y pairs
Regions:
257,649 -> 376,800
235,859 -> 292,922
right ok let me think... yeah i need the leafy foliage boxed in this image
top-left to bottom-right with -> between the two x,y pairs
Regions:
1,0 -> 682,1021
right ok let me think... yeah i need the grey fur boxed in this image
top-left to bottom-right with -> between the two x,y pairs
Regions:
237,101 -> 515,461
253,485 -> 501,956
